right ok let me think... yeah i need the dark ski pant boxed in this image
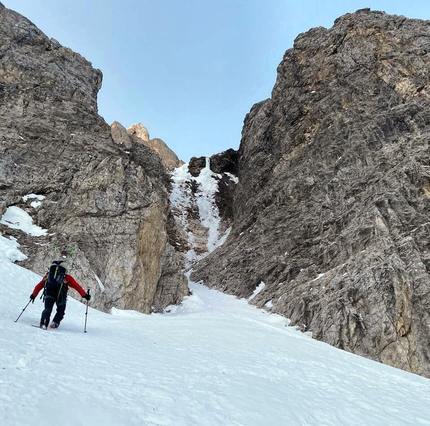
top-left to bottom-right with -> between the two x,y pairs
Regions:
40,297 -> 66,327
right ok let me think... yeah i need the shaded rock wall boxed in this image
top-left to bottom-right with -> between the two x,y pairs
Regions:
169,152 -> 238,266
192,9 -> 430,377
188,149 -> 238,227
0,3 -> 187,313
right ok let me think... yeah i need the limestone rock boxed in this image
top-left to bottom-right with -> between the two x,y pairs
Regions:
146,138 -> 184,170
188,150 -> 238,226
110,121 -> 132,148
128,122 -> 150,142
208,149 -> 238,226
169,153 -> 238,265
128,123 -> 183,170
0,3 -> 188,314
192,9 -> 430,377
188,156 -> 207,177
209,149 -> 239,175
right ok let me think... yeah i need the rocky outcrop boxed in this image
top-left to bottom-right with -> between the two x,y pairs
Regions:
168,151 -> 238,267
127,123 -> 183,170
188,150 -> 238,226
111,121 -> 183,170
147,138 -> 184,169
128,123 -> 150,143
110,121 -> 132,148
192,9 -> 430,377
0,3 -> 188,313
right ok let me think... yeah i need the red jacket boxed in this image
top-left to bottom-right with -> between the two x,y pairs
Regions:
32,274 -> 87,298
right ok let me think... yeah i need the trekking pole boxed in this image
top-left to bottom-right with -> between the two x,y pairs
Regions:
14,299 -> 32,323
84,288 -> 90,333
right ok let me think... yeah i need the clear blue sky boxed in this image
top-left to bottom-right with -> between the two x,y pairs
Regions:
3,1 -> 430,161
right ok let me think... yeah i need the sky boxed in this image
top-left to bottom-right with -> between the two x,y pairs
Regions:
3,1 -> 430,161
2,182 -> 430,425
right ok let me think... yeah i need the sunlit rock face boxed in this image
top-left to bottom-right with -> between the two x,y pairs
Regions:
127,123 -> 184,170
192,9 -> 430,377
0,3 -> 188,314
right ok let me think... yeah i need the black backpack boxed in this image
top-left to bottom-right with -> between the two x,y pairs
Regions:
44,262 -> 68,295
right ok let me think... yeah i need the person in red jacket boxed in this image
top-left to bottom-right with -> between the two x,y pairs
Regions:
30,260 -> 91,329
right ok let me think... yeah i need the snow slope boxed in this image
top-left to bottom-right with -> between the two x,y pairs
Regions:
1,234 -> 430,425
2,179 -> 430,425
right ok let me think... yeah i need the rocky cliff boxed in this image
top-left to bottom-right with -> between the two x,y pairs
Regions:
3,2 -> 430,378
192,9 -> 430,377
169,150 -> 238,266
110,121 -> 183,169
0,3 -> 188,313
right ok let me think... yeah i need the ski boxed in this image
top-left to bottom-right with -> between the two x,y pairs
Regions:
32,324 -> 59,330
31,324 -> 46,329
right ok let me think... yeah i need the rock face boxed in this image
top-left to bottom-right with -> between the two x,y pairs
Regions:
188,150 -> 238,227
127,123 -> 184,170
192,9 -> 430,377
128,123 -> 150,143
168,151 -> 238,266
0,3 -> 188,313
110,121 -> 132,148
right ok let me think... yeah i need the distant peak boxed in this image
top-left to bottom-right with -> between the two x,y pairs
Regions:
127,123 -> 149,142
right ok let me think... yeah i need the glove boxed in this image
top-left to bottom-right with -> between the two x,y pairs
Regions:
30,294 -> 35,303
83,293 -> 91,301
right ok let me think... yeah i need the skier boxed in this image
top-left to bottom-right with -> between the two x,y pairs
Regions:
30,260 -> 91,329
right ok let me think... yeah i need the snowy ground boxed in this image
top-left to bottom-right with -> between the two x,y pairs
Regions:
2,183 -> 430,425
1,234 -> 430,425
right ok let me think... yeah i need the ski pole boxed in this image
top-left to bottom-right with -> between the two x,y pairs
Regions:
84,288 -> 90,333
14,299 -> 32,323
